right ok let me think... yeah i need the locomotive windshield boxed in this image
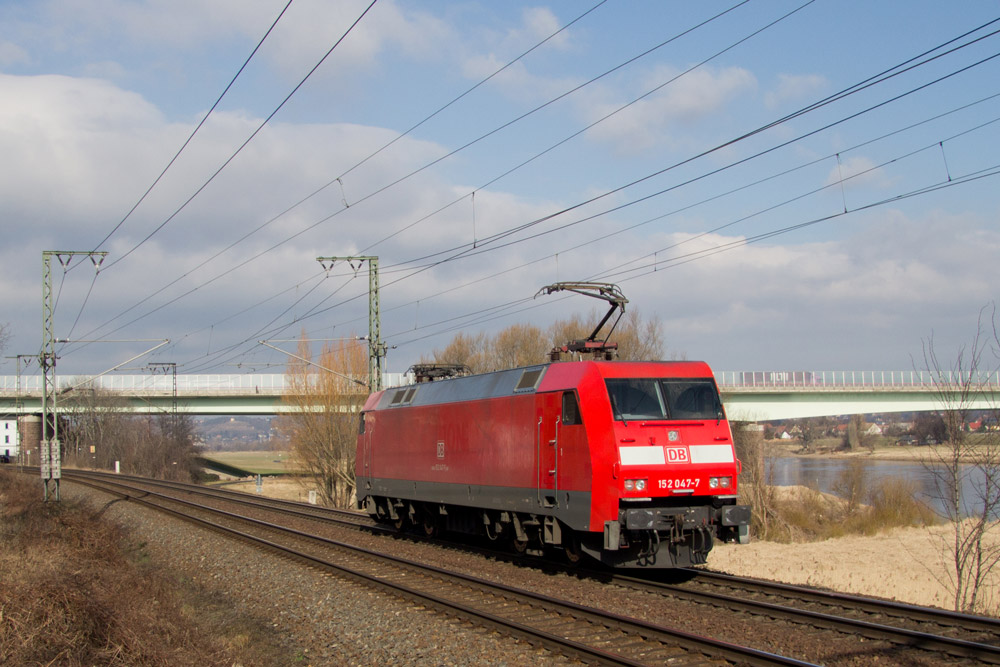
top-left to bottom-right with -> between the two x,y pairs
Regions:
605,378 -> 723,421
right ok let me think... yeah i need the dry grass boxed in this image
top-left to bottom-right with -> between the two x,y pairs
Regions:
0,469 -> 290,666
746,476 -> 937,544
740,447 -> 938,544
217,475 -> 321,503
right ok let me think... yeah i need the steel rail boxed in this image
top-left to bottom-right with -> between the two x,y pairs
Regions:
68,469 -> 369,525
605,570 -> 1000,663
686,569 -> 1000,638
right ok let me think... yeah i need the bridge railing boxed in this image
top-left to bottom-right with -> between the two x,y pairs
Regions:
2,370 -> 998,395
715,370 -> 1000,389
0,372 -> 416,394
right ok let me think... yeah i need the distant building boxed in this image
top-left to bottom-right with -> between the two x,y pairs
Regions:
1,419 -> 19,458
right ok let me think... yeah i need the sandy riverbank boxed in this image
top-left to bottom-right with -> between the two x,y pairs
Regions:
705,522 -> 998,613
767,441 -> 993,463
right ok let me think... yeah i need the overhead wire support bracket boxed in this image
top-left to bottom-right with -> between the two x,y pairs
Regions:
315,256 -> 384,392
40,250 -> 108,501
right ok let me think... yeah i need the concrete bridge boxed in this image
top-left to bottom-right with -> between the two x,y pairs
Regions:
1,370 -> 998,420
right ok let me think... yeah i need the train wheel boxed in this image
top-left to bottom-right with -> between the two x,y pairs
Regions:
563,534 -> 583,566
422,515 -> 438,537
511,534 -> 529,554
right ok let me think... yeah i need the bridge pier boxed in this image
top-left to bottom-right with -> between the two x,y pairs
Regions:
16,414 -> 41,464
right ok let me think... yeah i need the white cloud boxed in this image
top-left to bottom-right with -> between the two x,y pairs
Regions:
79,60 -> 128,80
822,155 -> 892,190
0,73 -> 168,224
0,40 -> 30,67
640,65 -> 757,121
511,7 -> 571,50
584,65 -> 757,153
764,73 -> 827,109
459,7 -> 583,103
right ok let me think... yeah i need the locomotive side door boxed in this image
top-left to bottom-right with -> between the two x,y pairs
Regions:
535,392 -> 561,508
359,412 -> 373,490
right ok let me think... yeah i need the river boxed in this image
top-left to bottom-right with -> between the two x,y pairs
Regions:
770,456 -> 992,517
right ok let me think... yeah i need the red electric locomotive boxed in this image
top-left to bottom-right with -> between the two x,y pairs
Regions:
355,284 -> 751,568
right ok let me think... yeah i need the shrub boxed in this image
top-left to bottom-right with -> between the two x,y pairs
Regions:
0,470 -> 287,665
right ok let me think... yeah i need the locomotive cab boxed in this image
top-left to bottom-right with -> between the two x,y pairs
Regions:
584,372 -> 750,568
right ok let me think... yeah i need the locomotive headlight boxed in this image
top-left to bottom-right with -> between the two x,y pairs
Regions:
709,476 -> 733,489
624,479 -> 647,492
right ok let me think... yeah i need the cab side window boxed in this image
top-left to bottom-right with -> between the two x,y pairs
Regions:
562,391 -> 582,425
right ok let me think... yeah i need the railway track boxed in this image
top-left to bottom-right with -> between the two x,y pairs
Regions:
680,570 -> 1000,647
70,469 -> 372,528
59,469 -> 1000,664
607,570 -> 1000,663
64,470 -> 806,667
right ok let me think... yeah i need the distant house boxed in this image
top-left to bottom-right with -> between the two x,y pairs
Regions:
1,419 -> 20,458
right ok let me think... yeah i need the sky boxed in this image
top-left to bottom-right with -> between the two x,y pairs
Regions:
1,0 -> 999,381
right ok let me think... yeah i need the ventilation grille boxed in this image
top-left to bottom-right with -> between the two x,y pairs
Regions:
514,368 -> 544,393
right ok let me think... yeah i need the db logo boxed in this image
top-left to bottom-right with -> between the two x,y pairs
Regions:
665,447 -> 689,463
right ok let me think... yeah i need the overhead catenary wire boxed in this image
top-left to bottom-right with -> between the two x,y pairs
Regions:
60,7 -> 1000,376
90,0 -> 296,253
179,270 -> 363,374
70,0 -> 620,349
84,30 -> 1000,372
299,93 -> 1000,351
97,0 -> 380,273
387,163 -> 1000,351
184,145 -> 1000,372
358,93 -> 1000,335
159,29 -> 1000,371
378,23 -> 1000,272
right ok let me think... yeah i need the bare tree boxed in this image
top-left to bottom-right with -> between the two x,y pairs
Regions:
429,331 -> 489,372
920,303 -> 1000,613
832,458 -> 869,516
913,413 -> 947,444
0,322 -> 10,355
145,414 -> 201,481
60,385 -> 200,481
842,414 -> 873,452
276,334 -> 367,507
798,417 -> 823,452
429,309 -> 670,373
731,420 -> 774,540
487,323 -> 549,370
